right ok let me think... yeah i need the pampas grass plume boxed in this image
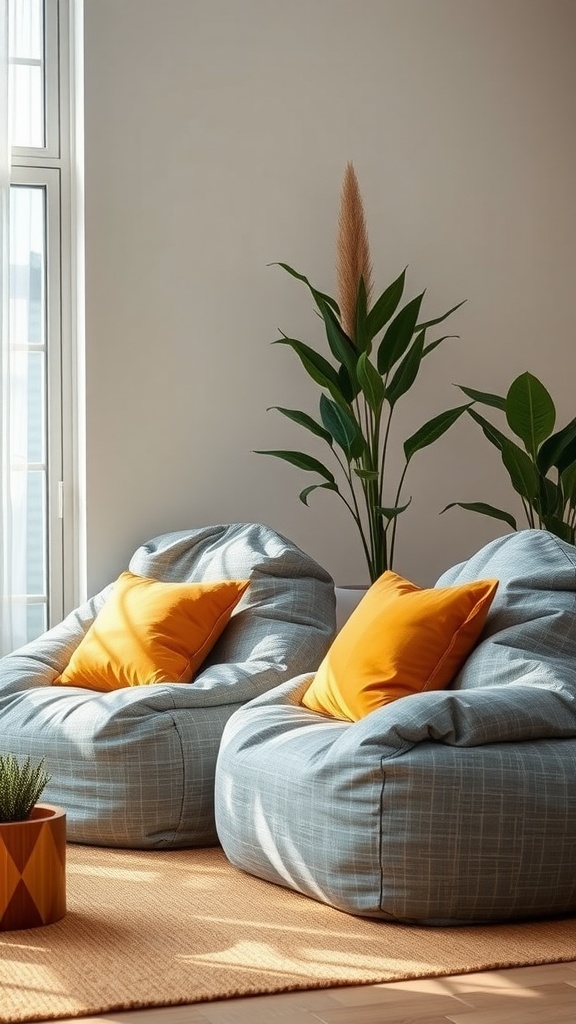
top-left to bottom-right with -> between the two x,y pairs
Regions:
336,162 -> 373,342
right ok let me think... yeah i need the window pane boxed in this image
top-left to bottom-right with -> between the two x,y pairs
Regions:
10,62 -> 45,149
8,184 -> 48,626
25,470 -> 47,595
9,349 -> 46,467
9,0 -> 43,60
10,185 -> 46,347
26,603 -> 47,641
8,469 -> 47,598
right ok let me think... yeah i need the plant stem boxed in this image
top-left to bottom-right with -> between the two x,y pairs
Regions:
332,447 -> 373,575
389,460 -> 410,569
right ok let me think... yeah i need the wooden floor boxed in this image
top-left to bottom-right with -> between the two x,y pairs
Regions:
60,961 -> 576,1024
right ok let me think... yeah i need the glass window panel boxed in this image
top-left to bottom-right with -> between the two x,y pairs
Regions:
27,351 -> 45,464
9,185 -> 46,347
9,0 -> 43,60
24,470 -> 47,596
26,603 -> 47,642
9,350 -> 46,467
10,62 -> 45,149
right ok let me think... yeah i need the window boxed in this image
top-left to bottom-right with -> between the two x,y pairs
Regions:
5,0 -> 81,650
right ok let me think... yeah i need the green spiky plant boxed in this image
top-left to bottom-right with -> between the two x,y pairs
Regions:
443,372 -> 576,543
0,753 -> 51,823
256,163 -> 469,582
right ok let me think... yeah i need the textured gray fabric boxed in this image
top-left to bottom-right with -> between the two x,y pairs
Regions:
215,530 -> 576,923
436,529 -> 576,693
0,524 -> 335,848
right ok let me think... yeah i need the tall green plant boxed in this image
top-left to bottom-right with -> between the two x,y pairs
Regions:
256,164 -> 468,582
0,753 -> 51,823
443,371 -> 576,543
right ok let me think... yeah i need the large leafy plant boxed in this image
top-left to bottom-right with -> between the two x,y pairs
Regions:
256,164 -> 468,582
443,371 -> 576,543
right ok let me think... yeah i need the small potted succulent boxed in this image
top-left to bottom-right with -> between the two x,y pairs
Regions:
0,753 -> 66,930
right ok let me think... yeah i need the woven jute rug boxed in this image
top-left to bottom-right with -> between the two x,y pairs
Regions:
2,844 -> 576,1023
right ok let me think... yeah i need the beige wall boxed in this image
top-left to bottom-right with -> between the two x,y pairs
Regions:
83,0 -> 576,595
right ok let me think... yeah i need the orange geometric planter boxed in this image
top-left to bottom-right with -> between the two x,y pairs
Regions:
0,804 -> 66,931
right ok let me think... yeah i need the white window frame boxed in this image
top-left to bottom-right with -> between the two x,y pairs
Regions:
10,0 -> 83,632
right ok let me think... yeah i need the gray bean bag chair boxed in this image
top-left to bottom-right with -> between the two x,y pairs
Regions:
0,524 -> 335,849
215,530 -> 576,924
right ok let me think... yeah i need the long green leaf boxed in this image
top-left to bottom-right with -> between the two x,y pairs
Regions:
505,371 -> 555,457
500,437 -> 539,500
354,467 -> 379,480
317,300 -> 358,385
299,482 -> 338,505
457,385 -> 506,411
538,415 -> 576,474
365,268 -> 406,340
422,334 -> 458,357
415,299 -> 466,331
268,407 -> 332,445
319,394 -> 365,459
377,292 -> 424,375
387,329 -> 425,406
375,499 -> 412,521
561,463 -> 576,505
535,477 -> 560,518
273,337 -> 344,403
404,404 -> 469,463
541,515 -> 574,543
336,364 -> 356,404
467,407 -> 509,451
271,262 -> 339,314
356,352 -> 385,412
254,450 -> 336,484
441,501 -> 517,531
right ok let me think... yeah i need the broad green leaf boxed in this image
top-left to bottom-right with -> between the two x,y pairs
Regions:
404,404 -> 469,463
299,482 -> 338,505
356,351 -> 385,412
422,334 -> 458,357
375,499 -> 412,520
365,268 -> 406,341
506,371 -> 555,457
387,329 -> 425,406
457,385 -> 506,411
467,407 -> 509,451
415,299 -> 466,331
500,438 -> 539,500
267,407 -> 332,445
377,292 -> 424,375
353,467 -> 379,480
254,449 -> 336,484
538,415 -> 576,474
319,394 -> 366,460
440,501 -> 517,531
271,262 -> 339,315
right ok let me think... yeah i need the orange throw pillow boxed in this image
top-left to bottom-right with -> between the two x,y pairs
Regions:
55,571 -> 249,692
302,571 -> 498,722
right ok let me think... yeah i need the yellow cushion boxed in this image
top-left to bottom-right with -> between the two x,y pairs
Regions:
301,571 -> 498,722
55,571 -> 249,692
